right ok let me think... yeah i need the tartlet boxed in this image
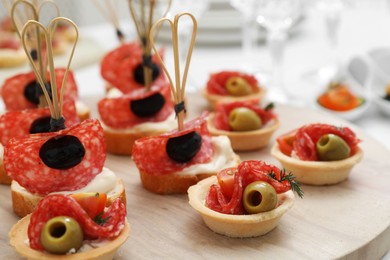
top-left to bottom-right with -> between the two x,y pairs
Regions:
188,160 -> 301,238
9,194 -> 129,260
271,145 -> 363,185
207,101 -> 280,151
188,176 -> 294,238
202,71 -> 266,109
271,123 -> 363,185
9,216 -> 130,260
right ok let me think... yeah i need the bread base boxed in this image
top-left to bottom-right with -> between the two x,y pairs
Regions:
11,178 -> 126,218
271,144 -> 364,185
103,125 -> 168,156
0,156 -> 12,185
9,215 -> 130,260
138,153 -> 241,195
207,113 -> 280,151
188,176 -> 295,238
140,171 -> 213,195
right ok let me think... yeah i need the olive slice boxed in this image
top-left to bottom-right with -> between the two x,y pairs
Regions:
166,131 -> 202,163
133,63 -> 160,85
130,93 -> 165,117
39,135 -> 85,169
29,116 -> 51,134
24,80 -> 52,105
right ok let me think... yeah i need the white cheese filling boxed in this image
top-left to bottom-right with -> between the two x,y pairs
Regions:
176,136 -> 238,176
12,167 -> 118,197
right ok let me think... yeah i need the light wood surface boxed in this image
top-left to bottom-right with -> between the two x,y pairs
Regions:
1,94 -> 389,259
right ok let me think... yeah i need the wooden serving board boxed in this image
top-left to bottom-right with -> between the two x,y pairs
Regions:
0,94 -> 389,259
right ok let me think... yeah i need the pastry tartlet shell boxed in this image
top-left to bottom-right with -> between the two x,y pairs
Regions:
188,176 -> 295,238
207,113 -> 280,151
201,87 -> 266,109
9,215 -> 130,260
271,144 -> 364,185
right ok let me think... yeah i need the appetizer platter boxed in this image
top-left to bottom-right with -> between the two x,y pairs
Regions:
1,92 -> 389,259
0,1 -> 389,259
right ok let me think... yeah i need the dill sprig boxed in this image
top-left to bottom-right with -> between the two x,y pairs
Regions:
264,102 -> 274,111
268,169 -> 304,198
94,213 -> 111,225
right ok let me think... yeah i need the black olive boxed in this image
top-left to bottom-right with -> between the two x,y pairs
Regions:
29,116 -> 51,134
166,131 -> 202,163
24,80 -> 52,105
133,63 -> 160,85
130,93 -> 165,117
39,135 -> 85,170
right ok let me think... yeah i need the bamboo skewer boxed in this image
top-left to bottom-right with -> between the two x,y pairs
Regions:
10,0 -> 62,107
150,13 -> 197,131
128,0 -> 171,91
21,17 -> 78,131
92,0 -> 125,44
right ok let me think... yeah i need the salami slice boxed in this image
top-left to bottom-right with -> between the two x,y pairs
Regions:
206,71 -> 259,95
206,160 -> 291,215
28,194 -> 126,250
213,101 -> 276,131
98,84 -> 173,128
4,119 -> 106,195
293,124 -> 361,161
1,68 -> 78,111
0,100 -> 79,145
132,112 -> 213,174
100,42 -> 166,94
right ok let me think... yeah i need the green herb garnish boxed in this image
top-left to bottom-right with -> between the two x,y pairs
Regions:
268,169 -> 304,198
94,213 -> 112,225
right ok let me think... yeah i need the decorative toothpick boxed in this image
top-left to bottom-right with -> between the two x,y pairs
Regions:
150,13 -> 197,131
92,0 -> 125,44
21,17 -> 78,131
11,0 -> 61,107
128,0 -> 171,91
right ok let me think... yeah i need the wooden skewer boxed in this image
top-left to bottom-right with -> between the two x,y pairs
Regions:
21,17 -> 78,130
128,0 -> 171,91
149,12 -> 197,131
92,0 -> 125,44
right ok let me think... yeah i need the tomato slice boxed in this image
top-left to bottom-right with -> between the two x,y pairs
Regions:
71,192 -> 107,220
216,167 -> 236,199
276,129 -> 297,156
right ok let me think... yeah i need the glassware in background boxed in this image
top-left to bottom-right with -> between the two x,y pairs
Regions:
256,0 -> 303,103
167,0 -> 209,91
229,0 -> 258,71
304,0 -> 346,84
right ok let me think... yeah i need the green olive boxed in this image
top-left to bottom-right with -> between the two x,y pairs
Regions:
316,134 -> 351,161
228,107 -> 262,132
242,181 -> 277,214
225,77 -> 252,96
41,216 -> 84,254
